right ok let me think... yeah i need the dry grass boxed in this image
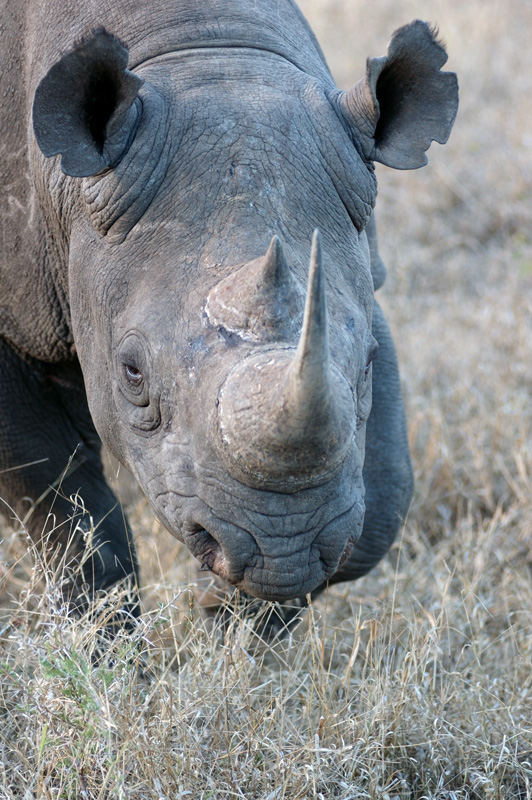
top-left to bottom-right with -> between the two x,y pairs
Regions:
1,0 -> 532,797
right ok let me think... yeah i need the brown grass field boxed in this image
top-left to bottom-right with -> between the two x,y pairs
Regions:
1,0 -> 532,797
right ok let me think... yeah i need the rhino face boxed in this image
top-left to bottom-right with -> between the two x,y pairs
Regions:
32,24 -> 457,599
99,228 -> 373,600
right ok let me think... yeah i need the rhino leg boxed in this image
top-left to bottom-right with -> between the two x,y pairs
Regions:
324,300 -> 414,586
0,339 -> 139,622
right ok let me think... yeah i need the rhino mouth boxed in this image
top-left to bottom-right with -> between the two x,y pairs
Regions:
186,507 -> 360,602
153,469 -> 364,601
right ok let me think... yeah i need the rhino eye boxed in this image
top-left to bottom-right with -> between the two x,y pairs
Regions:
115,331 -> 160,431
124,363 -> 143,386
117,332 -> 151,406
120,358 -> 148,404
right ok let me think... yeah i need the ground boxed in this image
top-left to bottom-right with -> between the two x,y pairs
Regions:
1,0 -> 532,797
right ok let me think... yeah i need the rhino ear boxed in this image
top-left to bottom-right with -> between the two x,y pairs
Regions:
339,20 -> 458,169
33,29 -> 143,178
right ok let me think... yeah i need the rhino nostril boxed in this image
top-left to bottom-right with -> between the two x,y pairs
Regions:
201,541 -> 221,573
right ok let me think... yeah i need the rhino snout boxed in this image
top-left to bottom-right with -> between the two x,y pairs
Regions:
182,493 -> 364,602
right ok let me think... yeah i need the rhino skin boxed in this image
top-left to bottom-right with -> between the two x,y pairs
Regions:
0,1 -> 458,621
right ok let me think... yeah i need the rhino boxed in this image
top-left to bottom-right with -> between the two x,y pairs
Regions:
0,1 -> 457,624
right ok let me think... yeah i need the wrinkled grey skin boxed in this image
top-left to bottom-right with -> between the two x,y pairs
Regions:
0,1 -> 457,617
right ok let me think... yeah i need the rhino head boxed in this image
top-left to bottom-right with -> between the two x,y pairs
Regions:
32,22 -> 457,601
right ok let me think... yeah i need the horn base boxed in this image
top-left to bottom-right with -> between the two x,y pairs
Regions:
218,350 -> 356,492
205,236 -> 303,343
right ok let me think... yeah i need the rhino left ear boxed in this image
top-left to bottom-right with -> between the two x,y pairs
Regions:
339,20 -> 458,169
33,29 -> 143,178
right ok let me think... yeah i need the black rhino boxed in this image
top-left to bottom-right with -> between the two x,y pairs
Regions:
0,1 -> 457,622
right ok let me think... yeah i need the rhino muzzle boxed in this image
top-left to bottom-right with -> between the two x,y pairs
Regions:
183,492 -> 363,601
214,231 -> 357,492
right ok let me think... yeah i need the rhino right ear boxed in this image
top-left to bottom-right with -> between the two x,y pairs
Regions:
339,20 -> 458,169
33,29 -> 143,178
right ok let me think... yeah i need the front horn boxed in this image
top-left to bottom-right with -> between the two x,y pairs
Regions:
217,231 -> 356,490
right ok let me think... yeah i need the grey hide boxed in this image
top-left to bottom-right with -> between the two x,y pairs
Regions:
0,1 -> 458,624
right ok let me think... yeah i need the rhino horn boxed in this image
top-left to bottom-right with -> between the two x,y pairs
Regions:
261,234 -> 291,290
217,231 -> 356,490
206,235 -> 302,341
286,230 -> 330,413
